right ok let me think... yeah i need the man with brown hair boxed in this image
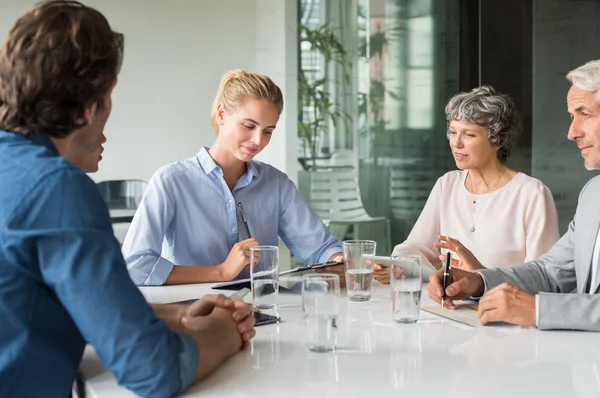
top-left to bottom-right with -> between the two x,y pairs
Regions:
0,2 -> 255,397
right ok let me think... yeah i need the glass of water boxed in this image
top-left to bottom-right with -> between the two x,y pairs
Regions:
342,240 -> 377,301
302,274 -> 341,352
390,254 -> 423,323
250,245 -> 279,309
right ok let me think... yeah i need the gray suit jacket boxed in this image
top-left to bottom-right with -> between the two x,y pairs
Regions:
479,175 -> 600,331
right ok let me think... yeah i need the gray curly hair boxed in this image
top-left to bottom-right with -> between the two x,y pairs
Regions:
445,86 -> 522,163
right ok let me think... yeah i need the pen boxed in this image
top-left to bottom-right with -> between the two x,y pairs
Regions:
441,252 -> 451,309
237,202 -> 252,239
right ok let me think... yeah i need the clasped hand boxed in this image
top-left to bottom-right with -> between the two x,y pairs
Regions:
181,295 -> 256,348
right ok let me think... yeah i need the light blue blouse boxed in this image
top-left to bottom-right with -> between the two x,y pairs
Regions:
123,147 -> 342,285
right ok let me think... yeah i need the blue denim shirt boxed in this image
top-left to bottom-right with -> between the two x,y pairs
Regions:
123,147 -> 342,286
0,130 -> 198,398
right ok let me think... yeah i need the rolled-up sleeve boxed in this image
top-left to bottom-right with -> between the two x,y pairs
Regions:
122,170 -> 176,286
278,176 -> 343,264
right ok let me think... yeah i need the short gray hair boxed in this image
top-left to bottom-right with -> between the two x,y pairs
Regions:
445,86 -> 522,163
566,59 -> 600,101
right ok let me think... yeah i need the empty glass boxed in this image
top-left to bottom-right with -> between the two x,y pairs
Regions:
342,240 -> 377,301
302,274 -> 341,352
250,246 -> 279,309
390,254 -> 423,323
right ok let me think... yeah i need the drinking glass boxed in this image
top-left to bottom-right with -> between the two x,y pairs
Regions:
342,240 -> 376,301
390,254 -> 423,323
302,273 -> 341,352
250,246 -> 279,309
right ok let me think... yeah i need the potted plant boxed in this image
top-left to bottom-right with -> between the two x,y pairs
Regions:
298,22 -> 351,170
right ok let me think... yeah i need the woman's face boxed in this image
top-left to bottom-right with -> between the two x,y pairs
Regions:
448,119 -> 500,170
216,97 -> 279,162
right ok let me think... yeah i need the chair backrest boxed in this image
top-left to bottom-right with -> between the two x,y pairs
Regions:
389,168 -> 436,220
329,149 -> 355,167
96,180 -> 148,209
309,169 -> 370,220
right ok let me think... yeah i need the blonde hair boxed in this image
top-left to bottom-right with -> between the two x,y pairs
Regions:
210,70 -> 284,132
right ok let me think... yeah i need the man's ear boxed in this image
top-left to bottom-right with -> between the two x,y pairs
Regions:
79,102 -> 98,125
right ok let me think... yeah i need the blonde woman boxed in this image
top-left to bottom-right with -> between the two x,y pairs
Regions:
371,86 -> 560,283
123,70 -> 343,285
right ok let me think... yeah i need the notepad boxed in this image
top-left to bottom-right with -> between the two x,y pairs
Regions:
421,302 -> 480,327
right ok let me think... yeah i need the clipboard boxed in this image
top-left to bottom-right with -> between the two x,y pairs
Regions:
211,261 -> 343,290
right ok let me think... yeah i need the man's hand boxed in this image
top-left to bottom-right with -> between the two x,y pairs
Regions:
478,283 -> 536,327
428,266 -> 485,309
316,253 -> 346,287
182,294 -> 256,348
434,235 -> 486,271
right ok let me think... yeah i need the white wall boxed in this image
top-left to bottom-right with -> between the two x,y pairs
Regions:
1,0 -> 298,266
94,0 -> 259,183
1,0 -> 259,182
253,0 -> 299,185
0,0 -> 298,182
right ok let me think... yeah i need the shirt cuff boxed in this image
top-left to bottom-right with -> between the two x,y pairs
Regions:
145,257 -> 175,286
535,294 -> 539,327
319,246 -> 343,264
472,270 -> 489,298
175,332 -> 199,395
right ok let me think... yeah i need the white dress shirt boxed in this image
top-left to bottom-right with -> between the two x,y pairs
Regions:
589,226 -> 600,291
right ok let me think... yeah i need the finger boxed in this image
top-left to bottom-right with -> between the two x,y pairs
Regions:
428,270 -> 445,299
237,315 -> 256,335
187,294 -> 234,317
242,328 -> 256,343
434,242 -> 456,252
479,306 -> 500,325
374,264 -> 382,271
438,254 -> 459,266
243,239 -> 259,249
477,295 -> 500,316
328,254 -> 344,263
445,236 -> 463,247
455,246 -> 474,259
445,276 -> 475,299
443,297 -> 456,310
231,302 -> 253,322
484,282 -> 512,296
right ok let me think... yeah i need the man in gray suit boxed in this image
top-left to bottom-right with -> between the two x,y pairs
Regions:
428,59 -> 600,332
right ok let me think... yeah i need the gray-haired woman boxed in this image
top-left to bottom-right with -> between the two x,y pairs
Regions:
373,86 -> 560,283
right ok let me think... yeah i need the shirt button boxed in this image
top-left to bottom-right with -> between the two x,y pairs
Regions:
229,199 -> 233,204
232,227 -> 236,232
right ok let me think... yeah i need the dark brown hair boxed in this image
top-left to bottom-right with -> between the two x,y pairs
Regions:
0,0 -> 124,138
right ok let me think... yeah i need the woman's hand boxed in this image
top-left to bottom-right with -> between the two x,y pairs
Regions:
217,238 -> 259,281
434,235 -> 486,271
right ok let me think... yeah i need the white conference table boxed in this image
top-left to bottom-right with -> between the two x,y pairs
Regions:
81,281 -> 600,398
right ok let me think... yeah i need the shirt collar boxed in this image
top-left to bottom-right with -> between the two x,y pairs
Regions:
0,130 -> 59,156
28,132 -> 59,155
196,146 -> 219,175
196,146 -> 260,180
